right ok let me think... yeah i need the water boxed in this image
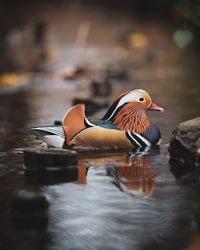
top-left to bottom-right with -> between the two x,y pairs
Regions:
1,72 -> 200,250
1,5 -> 200,250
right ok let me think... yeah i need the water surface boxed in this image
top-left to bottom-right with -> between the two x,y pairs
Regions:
1,9 -> 200,250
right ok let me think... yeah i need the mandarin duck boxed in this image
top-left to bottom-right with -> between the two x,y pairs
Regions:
32,89 -> 164,149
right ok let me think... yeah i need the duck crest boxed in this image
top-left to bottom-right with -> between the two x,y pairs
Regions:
103,90 -> 131,121
113,102 -> 150,134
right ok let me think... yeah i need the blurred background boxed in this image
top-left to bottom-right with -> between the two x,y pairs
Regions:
0,0 -> 199,75
0,0 -> 200,145
1,1 -> 200,250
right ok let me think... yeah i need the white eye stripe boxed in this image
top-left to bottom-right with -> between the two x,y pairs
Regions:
105,89 -> 150,121
118,90 -> 143,106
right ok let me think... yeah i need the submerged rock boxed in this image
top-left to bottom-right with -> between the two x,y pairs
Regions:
169,158 -> 200,186
12,190 -> 49,230
24,147 -> 78,168
169,117 -> 200,165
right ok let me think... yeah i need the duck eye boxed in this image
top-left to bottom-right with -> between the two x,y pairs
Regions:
139,97 -> 144,102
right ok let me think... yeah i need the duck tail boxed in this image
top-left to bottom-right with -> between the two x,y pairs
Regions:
31,125 -> 65,138
62,104 -> 91,147
31,125 -> 65,148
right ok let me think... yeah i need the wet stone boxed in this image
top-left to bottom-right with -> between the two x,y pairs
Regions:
169,117 -> 200,165
12,190 -> 49,230
24,147 -> 78,168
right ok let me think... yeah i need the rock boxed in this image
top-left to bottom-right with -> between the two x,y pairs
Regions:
55,65 -> 91,81
24,147 -> 78,168
99,62 -> 129,81
91,74 -> 112,97
169,158 -> 200,186
73,97 -> 108,116
12,190 -> 49,230
63,65 -> 87,80
169,117 -> 200,165
54,120 -> 62,125
13,190 -> 49,211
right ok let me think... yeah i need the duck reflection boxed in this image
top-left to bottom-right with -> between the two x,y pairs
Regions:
24,147 -> 159,197
77,150 -> 129,184
78,149 -> 159,197
108,154 -> 155,197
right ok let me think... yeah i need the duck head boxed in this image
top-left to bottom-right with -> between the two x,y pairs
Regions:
103,89 -> 163,134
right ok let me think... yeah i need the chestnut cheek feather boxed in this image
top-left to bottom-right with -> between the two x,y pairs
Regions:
113,104 -> 150,134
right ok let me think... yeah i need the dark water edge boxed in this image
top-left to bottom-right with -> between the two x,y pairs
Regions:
0,3 -> 200,250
